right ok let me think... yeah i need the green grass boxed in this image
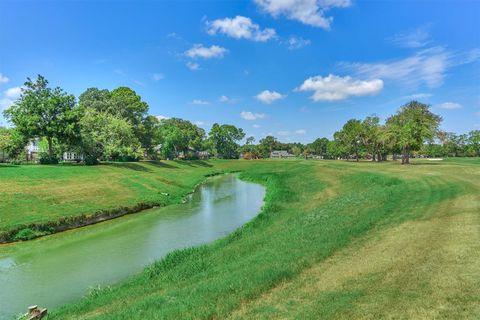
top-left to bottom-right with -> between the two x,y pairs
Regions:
1,158 -> 478,319
0,160 -> 234,235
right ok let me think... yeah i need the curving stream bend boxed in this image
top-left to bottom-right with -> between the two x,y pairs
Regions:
0,174 -> 265,319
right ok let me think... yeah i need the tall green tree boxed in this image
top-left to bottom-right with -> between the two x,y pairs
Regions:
79,110 -> 142,164
308,137 -> 329,157
158,118 -> 205,159
385,101 -> 442,164
209,123 -> 245,159
334,119 -> 363,161
467,130 -> 480,156
3,75 -> 79,161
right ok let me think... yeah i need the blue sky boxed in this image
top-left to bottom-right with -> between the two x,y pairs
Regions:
1,0 -> 479,143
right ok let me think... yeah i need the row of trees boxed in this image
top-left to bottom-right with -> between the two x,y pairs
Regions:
1,75 -> 246,164
239,101 -> 479,164
1,75 -> 478,165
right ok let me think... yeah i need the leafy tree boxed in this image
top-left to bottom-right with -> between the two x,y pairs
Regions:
79,110 -> 142,164
158,118 -> 205,159
467,130 -> 480,156
442,132 -> 467,157
308,137 -> 329,157
385,101 -> 442,164
259,135 -> 278,153
334,119 -> 363,161
138,115 -> 161,158
3,75 -> 79,162
209,123 -> 245,159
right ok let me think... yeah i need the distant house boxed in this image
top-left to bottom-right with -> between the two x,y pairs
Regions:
62,152 -> 83,162
270,150 -> 295,159
0,150 -> 8,162
26,138 -> 40,162
196,151 -> 209,160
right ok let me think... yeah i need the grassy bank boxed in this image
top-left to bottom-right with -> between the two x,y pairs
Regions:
0,160 -> 235,241
37,158 -> 479,319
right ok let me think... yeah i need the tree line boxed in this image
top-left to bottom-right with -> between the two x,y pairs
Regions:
1,75 -> 478,165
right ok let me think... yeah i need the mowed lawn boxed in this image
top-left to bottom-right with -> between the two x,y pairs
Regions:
0,160 -> 238,233
34,158 -> 480,319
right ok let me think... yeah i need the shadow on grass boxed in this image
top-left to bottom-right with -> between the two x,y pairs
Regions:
108,162 -> 154,172
144,161 -> 178,169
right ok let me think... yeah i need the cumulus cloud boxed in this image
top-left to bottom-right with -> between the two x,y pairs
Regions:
403,93 -> 432,100
296,74 -> 383,101
342,47 -> 480,88
0,73 -> 9,84
253,124 -> 261,128
219,95 -> 230,102
4,86 -> 22,99
436,102 -> 463,110
156,115 -> 170,121
206,16 -> 276,42
295,129 -> 307,134
255,0 -> 352,29
388,26 -> 431,48
185,44 -> 228,59
287,36 -> 311,49
241,111 -> 266,120
255,90 -> 286,104
186,62 -> 200,71
194,121 -> 206,126
191,99 -> 210,105
152,73 -> 165,81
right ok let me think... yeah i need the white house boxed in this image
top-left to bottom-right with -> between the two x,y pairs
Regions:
270,150 -> 295,158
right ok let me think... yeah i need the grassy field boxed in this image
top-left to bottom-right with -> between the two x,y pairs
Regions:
0,160 -> 236,239
1,158 -> 479,318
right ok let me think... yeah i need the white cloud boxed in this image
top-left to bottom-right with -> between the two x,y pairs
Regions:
0,98 -> 14,111
4,86 -> 22,99
255,90 -> 286,104
156,115 -> 170,121
295,129 -> 307,134
388,26 -> 431,48
277,130 -> 290,136
287,36 -> 311,49
152,73 -> 165,81
296,74 -> 383,101
186,62 -> 200,71
194,121 -> 205,126
0,73 -> 9,84
436,102 -> 463,110
241,111 -> 266,120
342,47 -> 480,88
255,0 -> 352,29
206,16 -> 276,42
191,99 -> 210,105
185,44 -> 228,59
403,93 -> 432,100
219,95 -> 229,102
253,124 -> 261,128
113,69 -> 125,76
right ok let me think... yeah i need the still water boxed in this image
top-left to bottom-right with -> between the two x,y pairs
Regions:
0,174 -> 265,319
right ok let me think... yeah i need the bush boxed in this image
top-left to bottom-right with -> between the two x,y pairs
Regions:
39,153 -> 59,164
12,228 -> 50,241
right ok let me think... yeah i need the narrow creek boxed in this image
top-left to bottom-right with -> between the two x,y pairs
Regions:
0,174 -> 265,319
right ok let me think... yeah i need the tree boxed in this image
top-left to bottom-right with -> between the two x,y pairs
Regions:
209,123 -> 245,159
259,136 -> 278,153
360,116 -> 386,161
308,137 -> 329,157
3,75 -> 79,162
385,101 -> 442,164
467,130 -> 480,156
334,119 -> 363,161
79,110 -> 142,164
158,118 -> 205,159
138,115 -> 161,158
78,87 -> 150,146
